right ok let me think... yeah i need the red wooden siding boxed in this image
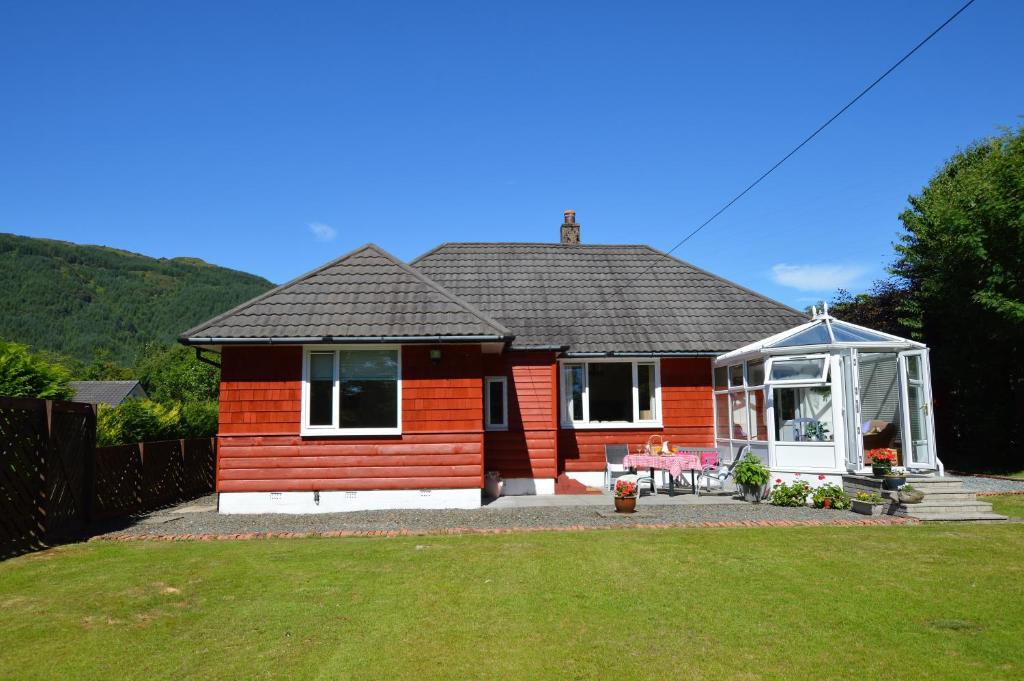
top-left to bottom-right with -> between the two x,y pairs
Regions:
481,352 -> 558,479
558,357 -> 714,473
216,345 -> 484,493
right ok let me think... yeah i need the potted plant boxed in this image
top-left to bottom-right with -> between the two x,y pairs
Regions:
613,478 -> 639,513
866,448 -> 897,477
768,479 -> 812,507
803,420 -> 831,442
733,453 -> 771,502
811,483 -> 851,510
883,467 -> 907,491
851,492 -> 887,516
897,483 -> 925,504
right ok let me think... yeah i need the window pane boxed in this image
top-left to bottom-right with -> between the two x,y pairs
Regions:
637,364 -> 656,420
565,364 -> 584,421
487,380 -> 505,426
713,366 -> 727,390
729,365 -> 744,388
308,352 -> 334,426
773,386 -> 834,442
772,324 -> 832,348
715,393 -> 729,439
749,389 -> 767,440
769,357 -> 826,382
730,392 -> 749,440
747,360 -> 765,387
587,362 -> 632,422
338,350 -> 398,428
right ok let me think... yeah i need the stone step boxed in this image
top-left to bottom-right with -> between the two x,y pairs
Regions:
912,492 -> 978,501
907,501 -> 996,513
905,511 -> 1009,522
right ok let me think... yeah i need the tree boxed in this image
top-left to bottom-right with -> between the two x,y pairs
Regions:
829,279 -> 915,339
135,343 -> 219,403
0,340 -> 75,400
893,126 -> 1024,471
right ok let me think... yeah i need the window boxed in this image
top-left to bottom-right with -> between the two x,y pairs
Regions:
767,356 -> 829,383
772,386 -> 834,442
302,347 -> 401,435
484,376 -> 508,430
713,359 -> 767,444
560,360 -> 660,427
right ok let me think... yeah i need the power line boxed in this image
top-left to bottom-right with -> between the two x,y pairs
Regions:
624,0 -> 978,289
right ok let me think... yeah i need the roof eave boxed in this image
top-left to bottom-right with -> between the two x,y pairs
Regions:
180,334 -> 514,346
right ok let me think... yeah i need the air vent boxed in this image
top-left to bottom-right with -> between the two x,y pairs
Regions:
345,491 -> 357,499
420,489 -> 431,497
270,492 -> 282,501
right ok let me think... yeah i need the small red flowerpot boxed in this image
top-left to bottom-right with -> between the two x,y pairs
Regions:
822,498 -> 833,509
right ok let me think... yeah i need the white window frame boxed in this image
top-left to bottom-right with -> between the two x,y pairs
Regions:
558,358 -> 662,429
714,360 -> 769,446
300,345 -> 402,437
765,354 -> 830,385
484,376 -> 508,431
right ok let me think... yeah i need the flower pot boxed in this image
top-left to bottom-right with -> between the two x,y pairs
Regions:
882,475 -> 906,491
851,499 -> 885,516
741,483 -> 766,503
614,496 -> 637,513
898,489 -> 925,504
821,498 -> 833,509
871,465 -> 891,478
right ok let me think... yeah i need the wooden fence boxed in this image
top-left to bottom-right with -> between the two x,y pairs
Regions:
1,396 -> 215,559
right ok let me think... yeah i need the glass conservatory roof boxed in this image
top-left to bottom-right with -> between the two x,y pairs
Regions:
716,308 -> 925,363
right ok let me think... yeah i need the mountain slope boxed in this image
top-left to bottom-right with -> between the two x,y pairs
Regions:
0,233 -> 274,363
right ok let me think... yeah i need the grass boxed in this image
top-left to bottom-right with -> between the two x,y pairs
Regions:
2,525 -> 1023,680
987,494 -> 1024,519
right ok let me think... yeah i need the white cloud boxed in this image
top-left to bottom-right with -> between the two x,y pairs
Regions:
770,263 -> 867,292
308,222 -> 337,242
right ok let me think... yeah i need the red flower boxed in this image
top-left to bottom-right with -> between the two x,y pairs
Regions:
775,478 -> 782,484
818,475 -> 826,480
794,472 -> 801,477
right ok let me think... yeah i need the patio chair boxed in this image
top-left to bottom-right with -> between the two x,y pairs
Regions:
693,447 -> 746,497
604,444 -> 655,496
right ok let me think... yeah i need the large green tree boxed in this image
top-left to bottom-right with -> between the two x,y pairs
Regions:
0,340 -> 74,400
893,126 -> 1023,471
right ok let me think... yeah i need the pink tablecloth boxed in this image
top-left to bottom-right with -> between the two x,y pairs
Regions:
623,452 -> 701,478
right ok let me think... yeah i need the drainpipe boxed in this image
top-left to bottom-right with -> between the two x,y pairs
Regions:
194,347 -> 221,368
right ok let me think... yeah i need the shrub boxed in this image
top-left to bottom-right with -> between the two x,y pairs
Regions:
180,400 -> 219,439
733,453 -> 771,487
0,340 -> 74,400
96,399 -> 180,446
811,483 -> 851,510
768,479 -> 812,507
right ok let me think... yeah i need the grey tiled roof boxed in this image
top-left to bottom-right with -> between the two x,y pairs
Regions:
181,244 -> 511,342
70,380 -> 146,406
411,243 -> 808,354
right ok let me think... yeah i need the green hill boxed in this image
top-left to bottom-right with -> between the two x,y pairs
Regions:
0,233 -> 274,364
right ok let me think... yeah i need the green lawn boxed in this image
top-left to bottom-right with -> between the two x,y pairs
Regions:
988,494 -> 1024,518
2,525 -> 1023,680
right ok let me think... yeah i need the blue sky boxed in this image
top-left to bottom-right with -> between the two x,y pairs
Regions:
1,1 -> 1020,307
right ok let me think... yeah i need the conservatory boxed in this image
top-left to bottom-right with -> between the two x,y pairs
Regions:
713,307 -> 940,484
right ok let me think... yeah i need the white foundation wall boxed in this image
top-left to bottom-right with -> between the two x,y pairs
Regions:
219,489 -> 481,514
564,471 -> 606,489
501,478 -> 555,496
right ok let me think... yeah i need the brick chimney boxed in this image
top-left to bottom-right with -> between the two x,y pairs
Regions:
560,209 -> 580,244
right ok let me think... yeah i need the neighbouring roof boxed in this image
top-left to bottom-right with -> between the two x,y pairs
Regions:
180,244 -> 511,343
70,380 -> 146,406
412,243 -> 809,354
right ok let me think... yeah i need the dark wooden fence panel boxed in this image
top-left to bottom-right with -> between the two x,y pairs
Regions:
1,396 -> 216,559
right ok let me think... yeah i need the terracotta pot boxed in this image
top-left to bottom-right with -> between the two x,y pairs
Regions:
614,496 -> 637,513
822,498 -> 833,509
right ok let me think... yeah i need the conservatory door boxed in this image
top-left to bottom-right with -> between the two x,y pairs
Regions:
898,350 -> 937,470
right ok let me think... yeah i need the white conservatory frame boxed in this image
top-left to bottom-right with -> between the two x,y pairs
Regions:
713,308 -> 941,479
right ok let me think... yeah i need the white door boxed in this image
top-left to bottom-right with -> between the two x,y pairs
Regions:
842,350 -> 863,471
898,350 -> 937,470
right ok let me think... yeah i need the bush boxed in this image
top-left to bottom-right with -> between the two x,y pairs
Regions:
180,400 -> 219,439
97,398 -> 218,446
733,453 -> 771,487
0,340 -> 74,400
768,479 -> 812,507
811,483 -> 851,510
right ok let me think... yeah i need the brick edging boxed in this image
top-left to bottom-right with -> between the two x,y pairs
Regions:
977,490 -> 1024,497
89,516 -> 915,543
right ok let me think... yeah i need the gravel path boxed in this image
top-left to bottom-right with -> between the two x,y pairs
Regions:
950,475 -> 1024,494
93,494 -> 877,538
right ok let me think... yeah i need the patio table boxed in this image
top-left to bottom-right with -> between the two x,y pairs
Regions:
623,452 -> 702,495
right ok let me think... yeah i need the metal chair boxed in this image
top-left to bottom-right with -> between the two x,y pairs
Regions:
604,444 -> 655,496
694,447 -> 746,497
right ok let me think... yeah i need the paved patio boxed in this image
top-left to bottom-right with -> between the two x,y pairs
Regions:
484,490 -> 744,508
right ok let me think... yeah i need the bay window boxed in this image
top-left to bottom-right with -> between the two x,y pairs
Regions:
560,359 -> 661,427
302,346 -> 401,436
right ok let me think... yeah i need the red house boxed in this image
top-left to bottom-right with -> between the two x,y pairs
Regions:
181,213 -> 806,513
